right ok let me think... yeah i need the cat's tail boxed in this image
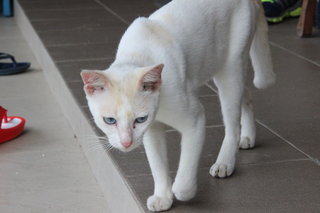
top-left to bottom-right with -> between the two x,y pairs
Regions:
250,2 -> 276,89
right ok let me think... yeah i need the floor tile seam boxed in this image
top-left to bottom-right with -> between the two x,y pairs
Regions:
206,124 -> 224,128
10,134 -> 76,144
54,57 -> 115,64
28,10 -> 112,22
123,159 -> 311,179
35,27 -> 121,34
200,94 -> 218,98
0,36 -> 24,40
34,23 -> 127,33
205,82 -> 218,93
269,41 -> 320,68
1,151 -> 84,165
56,57 -> 114,64
0,92 -> 60,102
93,0 -> 129,25
1,143 -> 80,156
0,184 -> 102,195
0,95 -> 50,101
164,124 -> 224,133
22,8 -> 102,13
256,119 -> 320,166
30,17 -> 105,22
0,105 -> 63,114
197,159 -> 313,174
45,41 -> 119,48
126,170 -> 179,178
237,158 -> 310,167
204,153 -> 310,166
31,20 -> 127,27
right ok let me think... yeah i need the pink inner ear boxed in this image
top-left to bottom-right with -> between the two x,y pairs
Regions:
81,71 -> 108,95
81,72 -> 93,85
81,71 -> 105,85
141,64 -> 163,91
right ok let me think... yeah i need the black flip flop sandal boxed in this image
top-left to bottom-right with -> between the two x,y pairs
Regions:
0,53 -> 31,75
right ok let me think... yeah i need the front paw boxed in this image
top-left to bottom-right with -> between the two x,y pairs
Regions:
147,195 -> 173,212
209,162 -> 235,178
172,181 -> 197,201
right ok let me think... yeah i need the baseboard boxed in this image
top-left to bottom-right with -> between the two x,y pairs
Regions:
13,1 -> 144,212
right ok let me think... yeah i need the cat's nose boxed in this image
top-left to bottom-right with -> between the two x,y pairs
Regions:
121,141 -> 133,148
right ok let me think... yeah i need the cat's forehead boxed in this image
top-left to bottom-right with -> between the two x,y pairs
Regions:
106,66 -> 146,96
98,93 -> 134,117
109,74 -> 139,98
98,77 -> 141,115
93,65 -> 152,117
98,84 -> 148,119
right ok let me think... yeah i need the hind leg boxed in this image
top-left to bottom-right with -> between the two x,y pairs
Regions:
239,88 -> 256,149
210,66 -> 245,178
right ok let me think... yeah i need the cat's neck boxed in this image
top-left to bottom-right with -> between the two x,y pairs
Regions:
112,52 -> 155,69
112,18 -> 172,70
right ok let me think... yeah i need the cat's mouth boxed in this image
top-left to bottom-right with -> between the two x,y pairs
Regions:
103,131 -> 145,152
114,139 -> 143,152
118,142 -> 141,152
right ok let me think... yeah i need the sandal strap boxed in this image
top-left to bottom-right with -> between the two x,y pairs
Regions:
0,53 -> 17,68
0,106 -> 8,129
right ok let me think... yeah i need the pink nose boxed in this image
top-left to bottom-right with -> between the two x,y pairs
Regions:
121,141 -> 133,148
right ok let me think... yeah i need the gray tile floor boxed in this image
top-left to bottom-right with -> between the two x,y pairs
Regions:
0,18 -> 109,213
3,0 -> 320,212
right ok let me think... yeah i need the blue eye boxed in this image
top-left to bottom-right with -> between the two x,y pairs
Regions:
135,115 -> 148,124
103,117 -> 117,125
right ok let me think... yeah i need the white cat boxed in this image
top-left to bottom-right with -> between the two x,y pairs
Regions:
81,0 -> 275,211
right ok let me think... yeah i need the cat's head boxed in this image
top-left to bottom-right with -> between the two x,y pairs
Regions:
81,64 -> 163,152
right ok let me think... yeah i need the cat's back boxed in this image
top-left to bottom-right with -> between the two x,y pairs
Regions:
118,0 -> 257,53
149,0 -> 253,26
148,0 -> 257,46
146,0 -> 259,86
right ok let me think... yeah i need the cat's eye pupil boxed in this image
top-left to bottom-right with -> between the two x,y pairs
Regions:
103,117 -> 116,125
135,115 -> 148,124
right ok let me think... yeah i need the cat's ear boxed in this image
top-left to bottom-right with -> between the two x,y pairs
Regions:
81,70 -> 109,95
140,64 -> 164,92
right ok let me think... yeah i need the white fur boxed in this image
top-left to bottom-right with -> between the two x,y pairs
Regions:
82,0 -> 275,211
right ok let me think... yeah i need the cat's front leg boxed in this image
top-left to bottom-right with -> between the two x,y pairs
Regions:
144,122 -> 173,212
171,103 -> 206,201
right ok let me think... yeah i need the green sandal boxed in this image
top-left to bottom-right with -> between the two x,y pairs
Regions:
261,0 -> 302,23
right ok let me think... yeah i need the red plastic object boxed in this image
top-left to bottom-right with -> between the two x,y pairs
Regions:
0,106 -> 26,144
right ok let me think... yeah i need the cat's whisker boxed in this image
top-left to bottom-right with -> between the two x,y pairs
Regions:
103,143 -> 114,152
82,134 -> 119,153
87,142 -> 109,152
76,134 -> 113,152
80,134 -> 105,138
80,134 -> 108,142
